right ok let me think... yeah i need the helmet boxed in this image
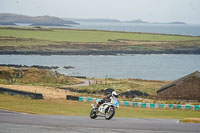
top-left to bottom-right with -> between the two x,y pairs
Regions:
112,91 -> 118,98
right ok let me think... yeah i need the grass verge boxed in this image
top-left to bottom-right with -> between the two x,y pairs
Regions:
0,94 -> 199,119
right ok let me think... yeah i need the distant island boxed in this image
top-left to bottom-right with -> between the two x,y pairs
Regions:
64,18 -> 186,24
0,13 -> 79,26
168,22 -> 186,24
64,18 -> 121,23
151,21 -> 186,25
0,13 -> 186,26
123,19 -> 148,23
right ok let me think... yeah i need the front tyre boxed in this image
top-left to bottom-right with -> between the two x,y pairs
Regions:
105,107 -> 115,120
90,109 -> 97,119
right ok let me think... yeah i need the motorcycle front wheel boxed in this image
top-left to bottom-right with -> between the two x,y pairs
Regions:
105,107 -> 115,120
90,109 -> 97,119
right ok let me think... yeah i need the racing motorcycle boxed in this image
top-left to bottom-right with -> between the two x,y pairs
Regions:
90,97 -> 119,120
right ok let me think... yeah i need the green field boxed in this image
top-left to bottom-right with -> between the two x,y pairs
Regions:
0,27 -> 200,54
0,94 -> 199,119
0,28 -> 200,43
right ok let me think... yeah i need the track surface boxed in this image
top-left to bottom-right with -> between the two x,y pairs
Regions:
0,109 -> 200,133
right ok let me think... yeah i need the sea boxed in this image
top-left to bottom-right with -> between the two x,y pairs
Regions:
15,22 -> 200,36
67,22 -> 200,36
0,54 -> 199,81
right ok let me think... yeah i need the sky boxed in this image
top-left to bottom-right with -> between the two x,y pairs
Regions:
0,0 -> 200,24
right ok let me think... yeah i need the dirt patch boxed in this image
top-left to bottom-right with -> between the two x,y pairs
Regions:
0,84 -> 76,99
180,118 -> 200,123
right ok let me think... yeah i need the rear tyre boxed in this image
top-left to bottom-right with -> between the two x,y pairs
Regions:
90,109 -> 97,119
105,107 -> 115,120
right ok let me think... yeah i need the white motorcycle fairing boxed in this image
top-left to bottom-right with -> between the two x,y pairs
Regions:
98,102 -> 113,115
90,97 -> 119,120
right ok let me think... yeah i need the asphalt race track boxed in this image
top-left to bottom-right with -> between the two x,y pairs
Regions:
0,109 -> 200,133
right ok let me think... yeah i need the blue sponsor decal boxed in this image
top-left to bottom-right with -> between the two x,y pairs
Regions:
114,101 -> 119,107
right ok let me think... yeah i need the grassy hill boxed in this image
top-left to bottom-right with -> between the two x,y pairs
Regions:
0,66 -> 80,87
0,13 -> 78,26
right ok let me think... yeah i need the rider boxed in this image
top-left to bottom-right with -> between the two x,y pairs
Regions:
96,90 -> 119,108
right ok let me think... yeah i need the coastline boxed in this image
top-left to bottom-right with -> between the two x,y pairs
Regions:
0,49 -> 200,55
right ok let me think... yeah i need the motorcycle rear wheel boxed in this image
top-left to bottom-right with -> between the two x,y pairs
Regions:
90,109 -> 97,119
105,107 -> 115,120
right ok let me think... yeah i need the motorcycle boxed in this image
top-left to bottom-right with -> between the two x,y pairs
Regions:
90,97 -> 119,120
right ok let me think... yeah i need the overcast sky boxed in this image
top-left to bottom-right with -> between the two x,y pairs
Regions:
0,0 -> 200,24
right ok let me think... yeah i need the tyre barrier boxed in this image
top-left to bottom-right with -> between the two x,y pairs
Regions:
185,105 -> 192,110
141,103 -> 146,108
87,97 -> 93,102
177,104 -> 182,110
66,95 -> 72,100
159,104 -> 164,109
66,95 -> 79,101
168,104 -> 173,109
124,101 -> 129,106
0,87 -> 43,99
78,96 -> 83,102
66,95 -> 200,111
133,102 -> 138,107
195,105 -> 200,111
150,103 -> 155,108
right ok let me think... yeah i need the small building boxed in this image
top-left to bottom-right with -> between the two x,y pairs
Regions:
157,71 -> 200,101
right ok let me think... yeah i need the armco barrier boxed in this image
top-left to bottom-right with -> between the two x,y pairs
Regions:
0,87 -> 43,99
66,96 -> 200,111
